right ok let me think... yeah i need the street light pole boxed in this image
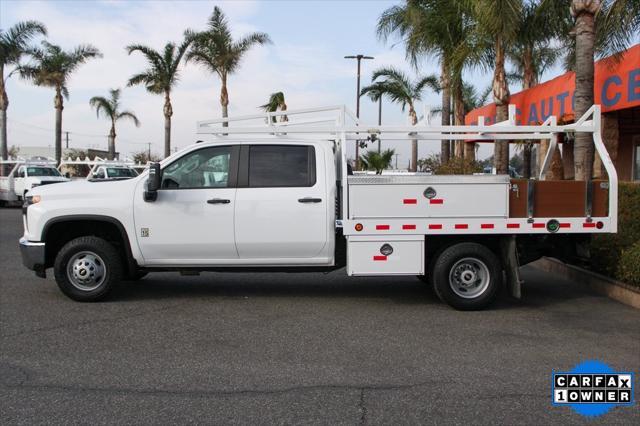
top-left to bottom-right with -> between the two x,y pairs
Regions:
345,54 -> 374,170
377,97 -> 382,153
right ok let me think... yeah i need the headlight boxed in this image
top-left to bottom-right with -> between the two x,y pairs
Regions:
26,195 -> 41,205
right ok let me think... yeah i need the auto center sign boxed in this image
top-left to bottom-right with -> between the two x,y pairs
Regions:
465,43 -> 640,126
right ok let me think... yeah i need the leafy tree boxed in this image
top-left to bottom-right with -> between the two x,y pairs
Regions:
0,20 -> 46,168
126,34 -> 193,158
132,149 -> 161,165
186,6 -> 271,126
360,149 -> 396,174
418,153 -> 483,175
20,41 -> 101,164
260,91 -> 288,123
361,67 -> 439,172
90,88 -> 140,160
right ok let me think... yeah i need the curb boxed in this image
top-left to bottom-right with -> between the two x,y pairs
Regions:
532,257 -> 640,309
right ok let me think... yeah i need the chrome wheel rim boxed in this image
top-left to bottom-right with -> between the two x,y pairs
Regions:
448,257 -> 490,299
67,251 -> 106,291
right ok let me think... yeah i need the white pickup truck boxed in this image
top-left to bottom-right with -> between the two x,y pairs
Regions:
88,164 -> 139,180
19,105 -> 617,310
1,160 -> 69,205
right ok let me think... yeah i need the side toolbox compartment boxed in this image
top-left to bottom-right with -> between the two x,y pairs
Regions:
347,235 -> 424,276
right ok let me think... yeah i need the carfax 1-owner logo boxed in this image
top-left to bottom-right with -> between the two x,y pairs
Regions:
552,360 -> 635,417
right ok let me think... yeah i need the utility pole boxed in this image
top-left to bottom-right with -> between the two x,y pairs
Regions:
377,97 -> 382,153
344,54 -> 374,170
147,142 -> 152,161
394,153 -> 399,170
65,131 -> 70,149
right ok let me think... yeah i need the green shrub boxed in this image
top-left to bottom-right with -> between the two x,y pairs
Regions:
617,242 -> 640,286
590,182 -> 640,287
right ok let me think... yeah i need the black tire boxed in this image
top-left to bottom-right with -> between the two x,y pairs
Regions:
53,236 -> 123,302
432,242 -> 502,311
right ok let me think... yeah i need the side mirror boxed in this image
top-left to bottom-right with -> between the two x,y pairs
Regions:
144,162 -> 161,202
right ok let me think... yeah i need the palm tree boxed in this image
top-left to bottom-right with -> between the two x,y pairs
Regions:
0,21 -> 47,165
186,6 -> 271,127
377,0 -> 465,164
89,88 -> 140,160
20,41 -> 101,164
508,0 -> 562,179
260,92 -> 287,123
126,36 -> 193,158
471,0 -> 523,174
360,149 -> 396,174
361,67 -> 439,172
551,0 -> 639,179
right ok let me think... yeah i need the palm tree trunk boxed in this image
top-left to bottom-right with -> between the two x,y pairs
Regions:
220,74 -> 229,128
54,87 -> 64,165
522,143 -> 532,178
410,108 -> 418,172
440,61 -> 451,163
108,123 -> 116,160
453,79 -> 465,159
0,74 -> 8,175
572,0 -> 599,181
522,48 -> 536,179
492,38 -> 510,175
164,91 -> 173,158
562,140 -> 574,179
0,65 -> 8,168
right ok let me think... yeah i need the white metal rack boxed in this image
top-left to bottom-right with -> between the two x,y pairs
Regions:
196,104 -> 617,234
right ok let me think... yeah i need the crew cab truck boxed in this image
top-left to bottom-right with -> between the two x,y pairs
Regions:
19,105 -> 617,310
58,157 -> 141,180
1,159 -> 69,205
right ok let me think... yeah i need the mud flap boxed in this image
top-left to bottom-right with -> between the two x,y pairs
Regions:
500,236 -> 522,299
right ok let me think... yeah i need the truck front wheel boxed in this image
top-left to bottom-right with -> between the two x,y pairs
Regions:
432,242 -> 502,311
53,236 -> 123,302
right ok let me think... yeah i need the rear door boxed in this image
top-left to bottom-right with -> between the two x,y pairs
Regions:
234,144 -> 328,260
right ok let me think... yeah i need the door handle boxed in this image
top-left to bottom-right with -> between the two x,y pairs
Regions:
298,197 -> 322,203
207,198 -> 230,204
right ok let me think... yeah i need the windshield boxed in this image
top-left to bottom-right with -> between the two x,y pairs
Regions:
27,167 -> 61,177
106,167 -> 138,178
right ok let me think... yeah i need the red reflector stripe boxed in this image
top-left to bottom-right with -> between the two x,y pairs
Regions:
402,224 -> 416,230
376,225 -> 390,230
428,224 -> 442,230
583,222 -> 596,228
481,224 -> 494,229
403,198 -> 417,204
455,224 -> 468,229
373,255 -> 387,261
429,199 -> 444,205
532,223 -> 545,228
507,223 -> 520,229
559,223 -> 571,228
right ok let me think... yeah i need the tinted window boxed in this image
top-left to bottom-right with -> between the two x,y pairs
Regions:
27,167 -> 61,177
107,167 -> 138,178
249,145 -> 315,187
162,146 -> 232,189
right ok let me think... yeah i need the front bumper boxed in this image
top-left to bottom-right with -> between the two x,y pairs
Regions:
19,237 -> 46,278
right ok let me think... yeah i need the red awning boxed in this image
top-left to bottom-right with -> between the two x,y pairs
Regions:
465,44 -> 640,126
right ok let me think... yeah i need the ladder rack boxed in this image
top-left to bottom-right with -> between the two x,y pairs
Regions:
195,104 -> 616,231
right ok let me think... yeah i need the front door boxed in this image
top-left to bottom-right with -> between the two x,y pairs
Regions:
234,144 -> 328,260
134,145 -> 239,265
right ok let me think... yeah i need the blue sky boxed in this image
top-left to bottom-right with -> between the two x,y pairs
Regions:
2,0 -> 567,163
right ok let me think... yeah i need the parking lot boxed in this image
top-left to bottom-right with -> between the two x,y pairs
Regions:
1,207 -> 638,425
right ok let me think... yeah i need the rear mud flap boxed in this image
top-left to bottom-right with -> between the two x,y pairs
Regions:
500,236 -> 522,299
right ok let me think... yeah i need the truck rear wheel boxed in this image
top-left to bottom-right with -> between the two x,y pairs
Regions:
432,242 -> 501,310
53,236 -> 123,302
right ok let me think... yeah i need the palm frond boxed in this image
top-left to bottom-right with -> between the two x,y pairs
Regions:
117,110 -> 140,127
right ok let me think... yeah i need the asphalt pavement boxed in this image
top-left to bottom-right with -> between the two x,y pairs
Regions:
1,207 -> 638,425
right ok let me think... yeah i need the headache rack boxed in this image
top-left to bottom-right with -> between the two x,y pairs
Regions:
196,104 -> 617,236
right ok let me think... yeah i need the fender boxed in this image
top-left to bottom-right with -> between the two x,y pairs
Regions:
41,214 -> 138,275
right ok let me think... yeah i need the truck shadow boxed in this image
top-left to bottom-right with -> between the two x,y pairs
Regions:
111,265 -> 597,310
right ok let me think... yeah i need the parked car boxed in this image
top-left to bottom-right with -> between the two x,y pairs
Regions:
0,160 -> 69,205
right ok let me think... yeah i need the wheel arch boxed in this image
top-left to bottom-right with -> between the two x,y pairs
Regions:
42,215 -> 137,276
